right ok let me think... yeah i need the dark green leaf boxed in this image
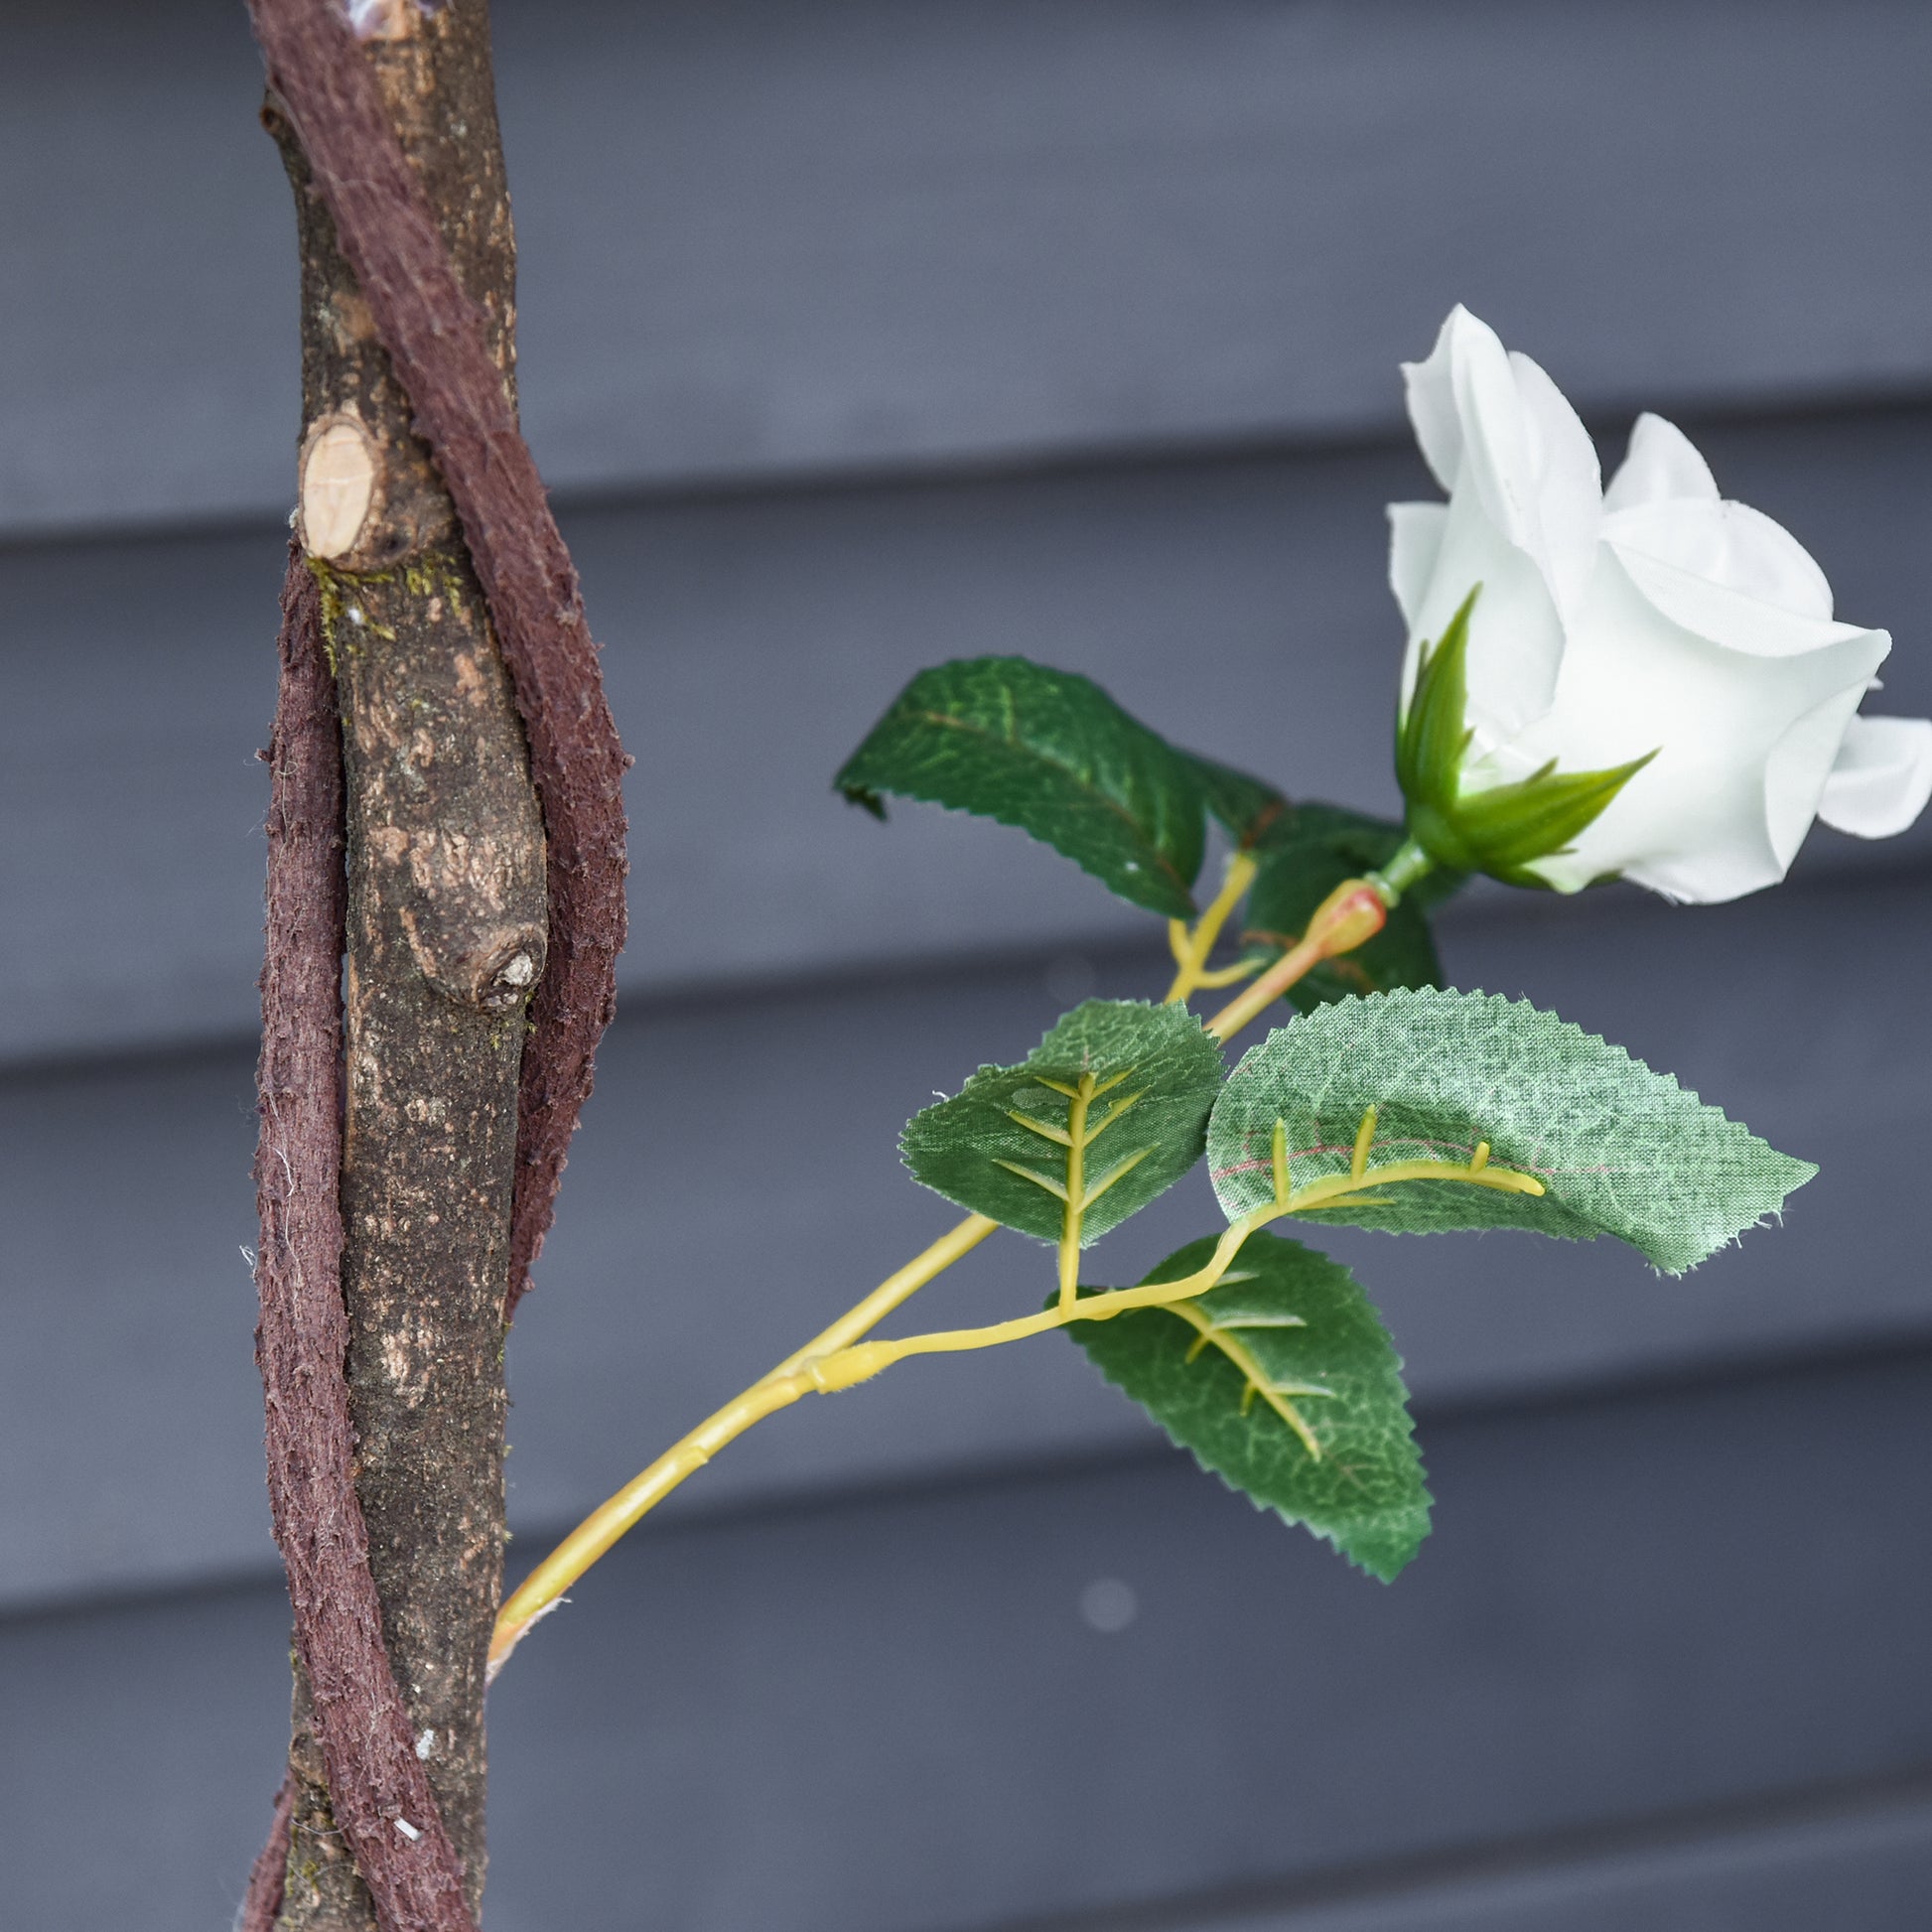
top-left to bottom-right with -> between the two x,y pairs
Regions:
1241,803 -> 1458,1012
901,1001 -> 1225,1242
1067,1233 -> 1429,1580
1175,751 -> 1292,852
836,657 -> 1209,916
1208,988 -> 1817,1275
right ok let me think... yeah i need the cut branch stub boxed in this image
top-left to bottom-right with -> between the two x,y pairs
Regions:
299,412 -> 382,562
247,3 -> 558,1928
250,0 -> 629,1318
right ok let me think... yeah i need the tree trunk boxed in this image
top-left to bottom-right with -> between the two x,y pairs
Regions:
265,5 -> 539,1922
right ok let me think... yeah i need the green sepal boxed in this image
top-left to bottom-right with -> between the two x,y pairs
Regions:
901,1000 -> 1225,1243
836,657 -> 1210,916
1241,803 -> 1460,1012
1397,590 -> 1654,887
1066,1233 -> 1430,1580
1208,988 -> 1816,1276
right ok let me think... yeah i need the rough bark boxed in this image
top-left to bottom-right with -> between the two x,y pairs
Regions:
243,1 -> 630,1917
258,5 -> 542,1926
249,550 -> 483,1932
248,0 -> 630,1324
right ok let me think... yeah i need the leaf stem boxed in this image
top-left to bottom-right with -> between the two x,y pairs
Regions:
486,1210 -> 998,1677
487,1111 -> 1543,1675
1057,1072 -> 1094,1311
808,1137 -> 1542,1390
1166,1299 -> 1330,1459
811,1206 -> 1287,1389
1163,851 -> 1261,1004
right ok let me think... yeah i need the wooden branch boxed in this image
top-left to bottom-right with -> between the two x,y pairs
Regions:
241,2 -> 631,1917
248,0 -> 630,1323
249,548 -> 482,1932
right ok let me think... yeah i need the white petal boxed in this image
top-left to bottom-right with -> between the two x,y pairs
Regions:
1606,501 -> 1835,623
1449,321 -> 1547,562
1400,308 -> 1603,630
1401,483 -> 1568,739
1762,686 -> 1868,870
1606,538 -> 1864,657
1387,502 -> 1449,631
1490,550 -> 1888,902
1506,349 -> 1601,620
1817,715 -> 1932,838
1400,306 -> 1484,494
1601,413 -> 1719,512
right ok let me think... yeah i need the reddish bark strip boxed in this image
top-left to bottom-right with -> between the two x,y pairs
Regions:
247,0 -> 629,1321
237,1779 -> 296,1932
253,549 -> 480,1932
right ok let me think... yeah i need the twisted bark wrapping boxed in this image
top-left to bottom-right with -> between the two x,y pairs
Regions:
246,551 -> 480,1932
241,3 -> 630,1923
247,0 -> 629,1321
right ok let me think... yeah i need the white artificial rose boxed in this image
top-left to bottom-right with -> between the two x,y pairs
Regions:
1387,306 -> 1932,901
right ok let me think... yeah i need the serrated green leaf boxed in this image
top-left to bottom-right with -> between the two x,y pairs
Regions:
1241,803 -> 1457,1012
1175,751 -> 1292,852
836,657 -> 1209,916
1067,1233 -> 1430,1580
1208,988 -> 1816,1275
901,1001 -> 1224,1242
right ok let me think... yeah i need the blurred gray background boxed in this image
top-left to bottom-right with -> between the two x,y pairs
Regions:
2,1 -> 1930,1925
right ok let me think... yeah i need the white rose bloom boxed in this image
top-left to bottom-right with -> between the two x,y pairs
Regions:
1388,305 -> 1932,901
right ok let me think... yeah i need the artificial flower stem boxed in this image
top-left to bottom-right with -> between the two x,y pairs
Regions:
487,1210 -> 998,1677
809,1147 -> 1542,1390
1163,851 -> 1260,1004
1368,837 -> 1437,904
1204,877 -> 1391,1040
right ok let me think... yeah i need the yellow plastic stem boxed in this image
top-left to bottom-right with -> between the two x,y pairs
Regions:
1350,1104 -> 1380,1182
1190,958 -> 1265,990
489,1095 -> 1543,1677
808,1144 -> 1543,1392
812,1208 -> 1284,1390
773,1211 -> 1001,1374
1058,1073 -> 1094,1311
488,1210 -> 997,1677
1164,851 -> 1260,1004
1166,1298 -> 1328,1459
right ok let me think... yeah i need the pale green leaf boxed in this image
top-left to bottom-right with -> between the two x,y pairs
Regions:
1208,988 -> 1815,1275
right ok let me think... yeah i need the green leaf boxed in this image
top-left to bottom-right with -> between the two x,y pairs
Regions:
1067,1233 -> 1430,1580
1175,751 -> 1292,853
836,657 -> 1209,916
1208,988 -> 1817,1275
901,1001 -> 1224,1242
1241,803 -> 1457,1012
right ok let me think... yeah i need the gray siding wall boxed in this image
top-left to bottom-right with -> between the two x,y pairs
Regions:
1,1 -> 1927,1925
